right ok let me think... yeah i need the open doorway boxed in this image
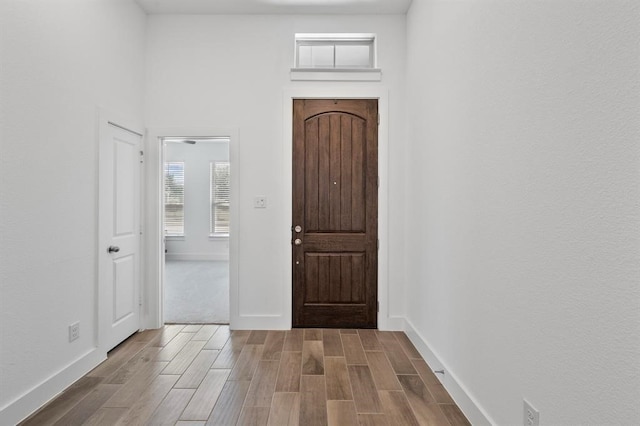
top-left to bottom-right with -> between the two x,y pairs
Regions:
162,137 -> 230,324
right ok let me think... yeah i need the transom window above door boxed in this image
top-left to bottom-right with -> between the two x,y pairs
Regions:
291,33 -> 381,81
295,33 -> 376,69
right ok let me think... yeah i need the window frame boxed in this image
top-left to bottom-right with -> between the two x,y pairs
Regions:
291,33 -> 381,82
293,33 -> 378,70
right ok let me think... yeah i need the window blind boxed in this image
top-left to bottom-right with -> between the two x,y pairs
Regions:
210,162 -> 230,235
164,162 -> 185,236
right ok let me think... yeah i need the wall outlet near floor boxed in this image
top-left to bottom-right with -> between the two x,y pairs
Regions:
69,322 -> 80,342
254,196 -> 267,208
523,399 -> 540,426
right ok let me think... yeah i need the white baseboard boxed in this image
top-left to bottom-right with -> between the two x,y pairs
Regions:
165,253 -> 229,261
230,315 -> 407,331
404,319 -> 494,426
379,315 -> 405,331
0,347 -> 106,425
231,315 -> 290,330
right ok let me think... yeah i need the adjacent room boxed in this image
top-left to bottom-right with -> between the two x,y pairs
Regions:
163,137 -> 230,324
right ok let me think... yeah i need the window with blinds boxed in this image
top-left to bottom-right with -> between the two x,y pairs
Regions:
210,162 -> 230,235
164,162 -> 185,236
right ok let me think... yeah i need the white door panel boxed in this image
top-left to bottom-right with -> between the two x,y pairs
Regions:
115,139 -> 136,235
113,254 -> 135,323
100,122 -> 142,351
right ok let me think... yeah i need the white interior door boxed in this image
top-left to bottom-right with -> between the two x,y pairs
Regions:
99,122 -> 142,351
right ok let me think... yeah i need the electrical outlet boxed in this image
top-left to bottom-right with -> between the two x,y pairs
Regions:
69,322 -> 80,342
523,399 -> 539,426
254,196 -> 267,208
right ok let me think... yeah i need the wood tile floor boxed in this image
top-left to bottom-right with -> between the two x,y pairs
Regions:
21,325 -> 470,426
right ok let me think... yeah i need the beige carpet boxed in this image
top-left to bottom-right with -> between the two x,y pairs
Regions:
164,260 -> 229,323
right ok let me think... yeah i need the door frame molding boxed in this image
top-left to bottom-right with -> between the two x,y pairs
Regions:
143,127 -> 239,330
283,87 -> 397,330
97,108 -> 145,353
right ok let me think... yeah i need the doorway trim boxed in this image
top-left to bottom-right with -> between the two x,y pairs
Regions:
283,87 -> 397,330
143,127 -> 239,330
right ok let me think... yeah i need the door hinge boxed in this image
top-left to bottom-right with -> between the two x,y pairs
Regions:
139,150 -> 144,164
377,301 -> 380,312
377,239 -> 379,250
377,113 -> 380,125
377,176 -> 379,188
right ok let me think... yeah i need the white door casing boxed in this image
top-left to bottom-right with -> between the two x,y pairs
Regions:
283,87 -> 395,330
143,128 -> 239,330
99,119 -> 143,351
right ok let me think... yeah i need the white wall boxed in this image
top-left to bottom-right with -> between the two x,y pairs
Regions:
404,0 -> 640,424
0,0 -> 146,423
144,14 -> 407,328
164,141 -> 229,260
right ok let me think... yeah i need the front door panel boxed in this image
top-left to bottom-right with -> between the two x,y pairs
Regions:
293,99 -> 378,328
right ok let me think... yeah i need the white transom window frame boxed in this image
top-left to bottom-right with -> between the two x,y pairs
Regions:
291,33 -> 382,82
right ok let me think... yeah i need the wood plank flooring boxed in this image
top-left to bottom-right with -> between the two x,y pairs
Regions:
20,326 -> 470,426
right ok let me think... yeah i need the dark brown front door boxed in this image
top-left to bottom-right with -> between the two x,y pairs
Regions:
292,99 -> 378,328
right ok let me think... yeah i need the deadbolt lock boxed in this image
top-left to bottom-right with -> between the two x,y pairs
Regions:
294,225 -> 302,233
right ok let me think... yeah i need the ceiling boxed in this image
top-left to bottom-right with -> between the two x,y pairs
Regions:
135,0 -> 413,15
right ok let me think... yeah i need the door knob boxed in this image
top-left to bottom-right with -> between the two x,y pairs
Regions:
108,246 -> 120,253
294,238 -> 302,246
